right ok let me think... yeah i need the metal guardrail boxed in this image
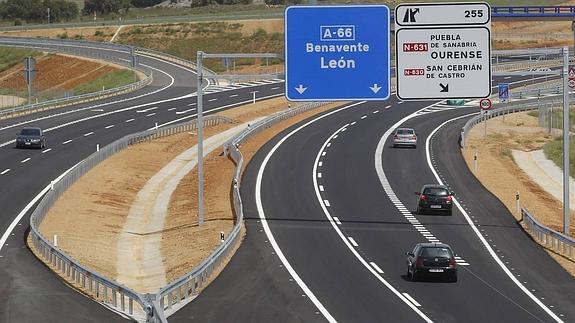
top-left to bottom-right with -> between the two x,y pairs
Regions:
460,95 -> 575,261
157,101 -> 328,317
29,115 -> 233,323
522,208 -> 575,261
460,96 -> 569,148
0,37 -> 153,118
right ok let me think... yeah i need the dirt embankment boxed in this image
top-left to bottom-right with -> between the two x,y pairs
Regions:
0,53 -> 121,95
462,112 -> 575,275
37,97 -> 342,291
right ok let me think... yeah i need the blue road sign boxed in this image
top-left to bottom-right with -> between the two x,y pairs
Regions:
285,5 -> 391,101
498,83 -> 509,102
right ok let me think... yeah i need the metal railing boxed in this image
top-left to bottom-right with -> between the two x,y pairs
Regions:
0,37 -> 152,118
460,94 -> 575,148
460,95 -> 575,261
156,101 -> 328,317
29,115 -> 233,323
0,73 -> 152,120
522,208 -> 575,261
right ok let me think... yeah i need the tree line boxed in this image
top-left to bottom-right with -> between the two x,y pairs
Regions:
0,0 -> 295,23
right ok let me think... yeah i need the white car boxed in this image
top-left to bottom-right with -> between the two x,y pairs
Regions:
392,128 -> 417,148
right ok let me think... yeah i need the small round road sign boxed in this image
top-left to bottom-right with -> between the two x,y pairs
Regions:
480,98 -> 492,110
570,79 -> 575,89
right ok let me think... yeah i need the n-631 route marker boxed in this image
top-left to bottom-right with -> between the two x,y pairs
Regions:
285,5 -> 390,101
395,2 -> 492,100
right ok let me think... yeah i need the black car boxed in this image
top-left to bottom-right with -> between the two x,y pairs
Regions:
415,184 -> 453,215
406,243 -> 458,282
15,127 -> 46,149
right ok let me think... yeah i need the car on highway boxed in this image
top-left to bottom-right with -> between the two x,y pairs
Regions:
392,127 -> 417,148
406,242 -> 458,282
415,184 -> 454,215
15,127 -> 46,149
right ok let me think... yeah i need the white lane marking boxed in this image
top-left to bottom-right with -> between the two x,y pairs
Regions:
369,262 -> 385,274
504,76 -> 512,79
322,152 -> 326,156
318,161 -> 323,167
333,135 -> 338,139
333,217 -> 342,225
326,143 -> 331,148
176,109 -> 196,115
317,172 -> 322,178
229,94 -> 239,98
125,119 -> 135,123
62,140 -> 73,145
91,109 -> 104,112
348,237 -> 359,247
188,103 -> 197,106
151,93 -> 284,130
402,293 -> 422,307
105,125 -> 115,129
324,200 -> 331,207
373,110 -> 380,114
136,107 -> 158,113
20,158 -> 31,163
255,108 -> 364,323
319,185 -> 325,192
42,148 -> 52,154
426,114 -> 563,322
168,107 -> 177,111
271,87 -> 280,90
350,122 -> 357,126
361,115 -> 367,119
146,113 -> 156,117
312,122 -> 434,322
385,105 -> 392,109
0,162 -> 80,253
1,169 -> 10,175
209,98 -> 218,102
84,132 -> 93,137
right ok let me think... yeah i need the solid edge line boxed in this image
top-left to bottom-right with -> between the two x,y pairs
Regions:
425,114 -> 564,323
315,122 -> 434,323
402,293 -> 422,307
0,161 -> 81,253
254,103 -> 369,322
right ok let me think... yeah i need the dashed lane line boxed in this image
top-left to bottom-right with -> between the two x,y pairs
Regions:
1,169 -> 10,175
62,140 -> 73,145
20,158 -> 31,163
105,125 -> 115,129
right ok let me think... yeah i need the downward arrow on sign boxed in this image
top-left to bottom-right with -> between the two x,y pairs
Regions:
369,84 -> 381,94
295,84 -> 307,94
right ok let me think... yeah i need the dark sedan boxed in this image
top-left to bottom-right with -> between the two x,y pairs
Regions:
406,243 -> 458,282
415,184 -> 454,215
15,127 -> 46,149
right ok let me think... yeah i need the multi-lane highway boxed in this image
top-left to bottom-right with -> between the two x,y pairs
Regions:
0,39 -> 283,322
171,74 -> 575,322
0,37 -> 573,323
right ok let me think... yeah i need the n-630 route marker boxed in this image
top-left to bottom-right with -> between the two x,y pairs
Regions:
395,2 -> 492,100
285,5 -> 390,101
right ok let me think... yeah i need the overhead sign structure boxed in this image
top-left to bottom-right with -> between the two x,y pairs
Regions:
395,2 -> 492,100
498,83 -> 509,102
285,5 -> 391,101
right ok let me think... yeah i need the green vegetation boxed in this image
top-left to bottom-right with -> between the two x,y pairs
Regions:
120,22 -> 283,72
73,69 -> 137,95
0,47 -> 41,72
543,138 -> 575,176
0,0 -> 79,23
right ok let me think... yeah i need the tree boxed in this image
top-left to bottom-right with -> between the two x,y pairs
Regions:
0,0 -> 45,22
83,0 -> 131,15
45,0 -> 79,22
130,0 -> 163,8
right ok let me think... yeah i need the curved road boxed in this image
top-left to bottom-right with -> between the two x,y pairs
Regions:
173,74 -> 575,322
0,39 -> 283,322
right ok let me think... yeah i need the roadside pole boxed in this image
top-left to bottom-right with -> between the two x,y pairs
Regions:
563,46 -> 570,235
197,51 -> 204,226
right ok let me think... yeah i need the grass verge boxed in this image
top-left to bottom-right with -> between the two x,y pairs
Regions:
0,47 -> 41,72
543,137 -> 575,176
73,69 -> 137,95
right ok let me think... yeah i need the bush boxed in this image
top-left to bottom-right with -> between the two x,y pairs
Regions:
57,32 -> 68,39
13,19 -> 21,26
94,30 -> 105,36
